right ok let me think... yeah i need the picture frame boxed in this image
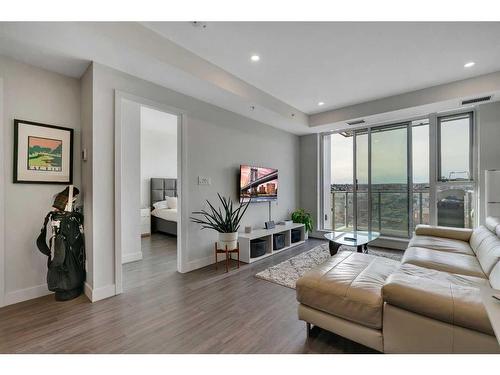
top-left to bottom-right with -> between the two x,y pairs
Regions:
13,119 -> 73,184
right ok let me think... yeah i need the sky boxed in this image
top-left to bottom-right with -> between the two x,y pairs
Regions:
29,136 -> 61,150
329,118 -> 470,185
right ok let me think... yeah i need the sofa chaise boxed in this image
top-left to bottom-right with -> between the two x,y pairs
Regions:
296,217 -> 500,353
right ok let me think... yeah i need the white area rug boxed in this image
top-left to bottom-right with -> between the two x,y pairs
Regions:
255,243 -> 403,289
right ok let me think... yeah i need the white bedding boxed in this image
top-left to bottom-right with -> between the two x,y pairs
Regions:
151,208 -> 178,222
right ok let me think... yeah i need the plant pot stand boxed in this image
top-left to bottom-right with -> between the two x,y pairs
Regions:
214,242 -> 240,273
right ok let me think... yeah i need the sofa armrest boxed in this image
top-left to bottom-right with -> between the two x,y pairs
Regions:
382,272 -> 492,335
414,224 -> 473,242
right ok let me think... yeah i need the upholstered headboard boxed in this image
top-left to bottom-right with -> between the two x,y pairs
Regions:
150,178 -> 177,208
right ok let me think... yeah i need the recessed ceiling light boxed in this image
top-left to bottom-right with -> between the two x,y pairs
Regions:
318,101 -> 325,106
250,55 -> 260,62
464,62 -> 475,68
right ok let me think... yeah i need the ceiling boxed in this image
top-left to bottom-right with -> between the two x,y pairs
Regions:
143,22 -> 500,114
1,22 -> 500,135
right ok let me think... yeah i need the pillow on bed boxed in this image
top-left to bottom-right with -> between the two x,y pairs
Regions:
153,200 -> 168,210
166,196 -> 177,209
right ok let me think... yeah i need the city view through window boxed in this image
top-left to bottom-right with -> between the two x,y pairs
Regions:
325,114 -> 474,238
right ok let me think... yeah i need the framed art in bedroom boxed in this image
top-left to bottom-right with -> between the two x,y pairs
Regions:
13,119 -> 74,184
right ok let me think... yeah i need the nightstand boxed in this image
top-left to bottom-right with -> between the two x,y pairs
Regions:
140,208 -> 151,237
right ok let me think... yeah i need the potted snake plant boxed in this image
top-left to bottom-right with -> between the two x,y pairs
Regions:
191,193 -> 251,250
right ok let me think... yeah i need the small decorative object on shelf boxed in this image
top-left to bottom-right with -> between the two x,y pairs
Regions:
191,192 -> 250,252
265,220 -> 275,229
245,225 -> 252,233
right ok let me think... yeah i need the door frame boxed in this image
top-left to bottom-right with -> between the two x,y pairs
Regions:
0,78 -> 5,307
114,90 -> 187,295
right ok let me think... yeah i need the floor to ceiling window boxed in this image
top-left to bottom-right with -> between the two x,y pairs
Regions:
328,131 -> 354,231
436,112 -> 475,228
412,119 -> 430,230
370,124 -> 408,237
322,111 -> 475,238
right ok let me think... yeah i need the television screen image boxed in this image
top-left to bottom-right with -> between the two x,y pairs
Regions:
240,165 -> 278,202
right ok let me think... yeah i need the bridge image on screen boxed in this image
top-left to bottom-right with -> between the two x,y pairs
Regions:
240,165 -> 278,202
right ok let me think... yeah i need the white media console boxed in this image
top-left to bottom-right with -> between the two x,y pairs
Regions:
237,223 -> 306,263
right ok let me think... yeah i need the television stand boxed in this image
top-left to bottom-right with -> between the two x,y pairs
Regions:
237,223 -> 306,263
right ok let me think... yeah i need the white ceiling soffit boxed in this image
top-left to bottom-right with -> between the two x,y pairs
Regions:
142,22 -> 500,114
310,70 -> 500,132
0,22 -> 309,134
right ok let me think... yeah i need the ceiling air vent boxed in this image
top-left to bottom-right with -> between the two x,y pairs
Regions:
461,95 -> 492,105
346,119 -> 366,126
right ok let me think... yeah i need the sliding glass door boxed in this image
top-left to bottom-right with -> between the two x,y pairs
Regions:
325,125 -> 410,238
355,131 -> 369,231
370,124 -> 409,237
328,132 -> 354,231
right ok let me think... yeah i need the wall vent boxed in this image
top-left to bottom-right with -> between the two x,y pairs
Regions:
461,95 -> 492,105
346,119 -> 366,126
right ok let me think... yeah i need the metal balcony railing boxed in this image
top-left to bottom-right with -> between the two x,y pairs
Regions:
330,187 -> 473,236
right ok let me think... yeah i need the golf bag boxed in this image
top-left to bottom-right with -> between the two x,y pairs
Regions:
36,210 -> 86,301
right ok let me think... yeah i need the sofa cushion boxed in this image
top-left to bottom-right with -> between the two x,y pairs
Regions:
414,224 -> 473,242
296,252 -> 399,330
490,261 -> 500,289
470,226 -> 495,252
469,225 -> 500,276
409,235 -> 474,255
485,216 -> 500,233
383,264 -> 493,335
402,247 -> 486,278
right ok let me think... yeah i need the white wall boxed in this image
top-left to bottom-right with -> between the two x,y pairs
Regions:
140,106 -> 177,208
299,134 -> 321,237
83,62 -> 299,298
120,99 -> 142,264
477,101 -> 500,224
0,55 -> 81,306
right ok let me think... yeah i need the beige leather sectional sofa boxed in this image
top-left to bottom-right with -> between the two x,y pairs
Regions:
296,217 -> 500,353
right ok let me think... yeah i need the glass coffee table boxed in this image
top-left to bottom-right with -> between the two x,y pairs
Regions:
324,230 -> 380,256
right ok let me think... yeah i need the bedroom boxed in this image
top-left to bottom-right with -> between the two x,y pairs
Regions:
122,105 -> 179,291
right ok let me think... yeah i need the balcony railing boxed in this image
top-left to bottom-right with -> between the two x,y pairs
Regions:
329,187 -> 473,237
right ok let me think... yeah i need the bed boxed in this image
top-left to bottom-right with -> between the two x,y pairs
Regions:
150,178 -> 177,236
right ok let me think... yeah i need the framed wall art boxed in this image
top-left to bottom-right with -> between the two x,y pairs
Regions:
13,119 -> 73,184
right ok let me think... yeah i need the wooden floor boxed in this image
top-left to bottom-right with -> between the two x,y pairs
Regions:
0,234 -> 376,354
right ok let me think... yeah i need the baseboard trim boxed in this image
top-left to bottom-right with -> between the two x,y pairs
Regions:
4,283 -> 52,306
122,251 -> 143,264
182,255 -> 214,273
83,282 -> 93,301
84,283 -> 116,302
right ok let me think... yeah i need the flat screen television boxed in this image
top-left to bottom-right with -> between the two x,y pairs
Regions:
240,165 -> 278,202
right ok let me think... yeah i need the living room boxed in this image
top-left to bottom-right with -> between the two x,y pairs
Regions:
1,1 -> 500,373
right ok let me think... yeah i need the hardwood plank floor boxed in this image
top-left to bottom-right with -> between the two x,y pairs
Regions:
0,234 -> 376,354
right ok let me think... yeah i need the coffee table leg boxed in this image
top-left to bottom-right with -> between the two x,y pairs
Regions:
357,245 -> 363,253
329,241 -> 341,256
364,244 -> 368,253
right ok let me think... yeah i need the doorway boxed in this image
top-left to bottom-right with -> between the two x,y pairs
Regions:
114,91 -> 184,295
